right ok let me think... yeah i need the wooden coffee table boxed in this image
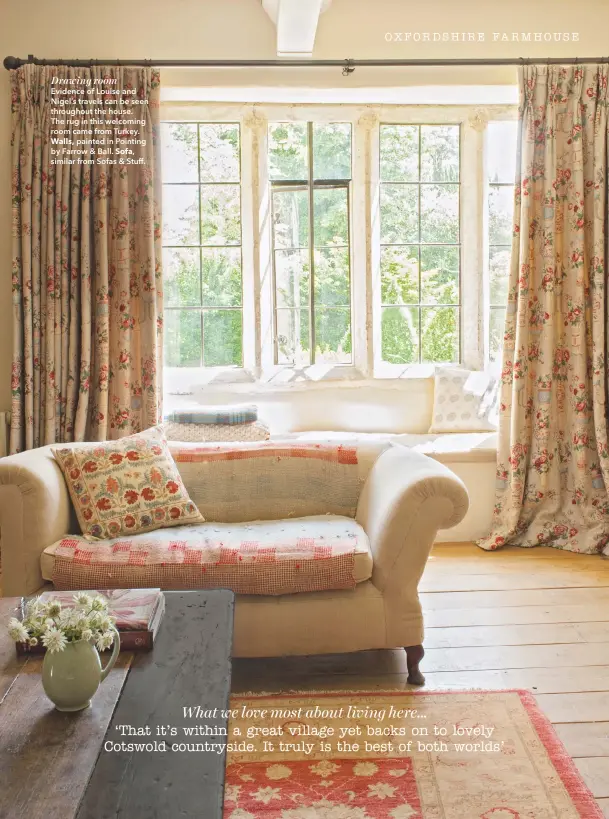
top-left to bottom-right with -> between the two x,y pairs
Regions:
0,589 -> 234,819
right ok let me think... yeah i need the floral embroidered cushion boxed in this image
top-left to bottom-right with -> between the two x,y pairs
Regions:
52,427 -> 204,541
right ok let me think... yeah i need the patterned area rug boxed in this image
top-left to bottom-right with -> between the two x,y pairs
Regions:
225,690 -> 602,818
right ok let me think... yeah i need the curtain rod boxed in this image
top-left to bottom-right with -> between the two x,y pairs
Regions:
4,55 -> 609,73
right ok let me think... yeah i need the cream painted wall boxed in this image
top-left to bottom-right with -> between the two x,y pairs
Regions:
1,0 -> 607,412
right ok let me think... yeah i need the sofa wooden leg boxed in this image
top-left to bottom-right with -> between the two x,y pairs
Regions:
405,645 -> 425,686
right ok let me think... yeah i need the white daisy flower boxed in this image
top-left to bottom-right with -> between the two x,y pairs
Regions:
81,629 -> 93,642
29,637 -> 38,647
42,628 -> 68,654
25,597 -> 42,616
74,593 -> 93,608
96,631 -> 115,652
7,618 -> 29,643
47,602 -> 62,617
91,596 -> 108,612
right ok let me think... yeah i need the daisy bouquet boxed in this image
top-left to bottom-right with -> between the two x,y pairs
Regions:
7,593 -> 117,654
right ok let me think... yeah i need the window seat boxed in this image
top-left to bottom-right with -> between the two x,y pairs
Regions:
271,430 -> 497,463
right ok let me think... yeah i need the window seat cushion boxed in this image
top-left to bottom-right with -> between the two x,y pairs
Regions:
270,431 -> 497,464
41,515 -> 372,595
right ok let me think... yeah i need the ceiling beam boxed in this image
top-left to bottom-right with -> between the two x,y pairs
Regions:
262,0 -> 331,58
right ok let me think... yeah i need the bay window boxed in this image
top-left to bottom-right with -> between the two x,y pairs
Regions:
160,103 -> 518,385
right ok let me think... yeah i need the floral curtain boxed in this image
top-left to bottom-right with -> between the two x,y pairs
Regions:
9,64 -> 163,453
480,64 -> 609,555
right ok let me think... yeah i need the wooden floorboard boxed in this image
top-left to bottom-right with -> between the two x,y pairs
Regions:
233,541 -> 609,815
424,623 -> 599,648
574,758 -> 609,798
420,586 -> 609,610
425,603 -> 609,627
554,723 -> 609,757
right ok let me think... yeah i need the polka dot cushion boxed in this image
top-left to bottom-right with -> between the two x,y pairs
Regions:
429,366 -> 499,433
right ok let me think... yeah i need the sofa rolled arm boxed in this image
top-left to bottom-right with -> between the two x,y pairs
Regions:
0,445 -> 75,596
356,444 -> 469,595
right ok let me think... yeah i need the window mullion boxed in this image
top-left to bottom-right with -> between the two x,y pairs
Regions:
243,107 -> 271,375
307,122 -> 316,365
461,112 -> 487,370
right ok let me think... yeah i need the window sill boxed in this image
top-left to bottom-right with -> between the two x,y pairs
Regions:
164,363 -> 439,397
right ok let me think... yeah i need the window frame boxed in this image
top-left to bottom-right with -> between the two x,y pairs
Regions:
160,101 -> 517,393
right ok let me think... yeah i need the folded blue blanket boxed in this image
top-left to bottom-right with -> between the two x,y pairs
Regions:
164,404 -> 258,426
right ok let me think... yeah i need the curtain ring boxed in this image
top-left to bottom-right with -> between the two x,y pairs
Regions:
342,58 -> 355,77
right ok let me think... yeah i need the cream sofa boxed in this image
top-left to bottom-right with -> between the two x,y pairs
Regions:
0,440 -> 468,683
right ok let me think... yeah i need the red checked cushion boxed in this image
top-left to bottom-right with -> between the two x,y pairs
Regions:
52,426 -> 204,541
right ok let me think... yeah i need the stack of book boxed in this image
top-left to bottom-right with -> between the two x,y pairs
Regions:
16,588 -> 165,655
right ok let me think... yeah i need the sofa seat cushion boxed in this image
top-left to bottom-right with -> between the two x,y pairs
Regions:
41,516 -> 373,595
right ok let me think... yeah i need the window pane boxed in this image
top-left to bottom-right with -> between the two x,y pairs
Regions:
275,249 -> 310,308
165,310 -> 202,367
315,248 -> 350,306
161,123 -> 198,183
381,246 -> 419,305
420,184 -> 459,244
421,126 -> 460,183
381,306 -> 419,364
488,121 -> 519,183
163,185 -> 199,245
272,189 -> 309,249
489,246 -> 511,305
420,246 -> 459,305
269,123 -> 308,180
203,310 -> 242,366
163,247 -> 201,307
202,248 -> 242,307
314,188 -> 348,246
489,186 -> 514,245
315,307 -> 351,363
489,307 -> 506,363
421,306 -> 459,363
199,123 -> 240,183
270,122 -> 353,367
380,125 -> 418,182
380,184 -> 418,244
313,123 -> 351,180
201,184 -> 241,245
276,309 -> 311,366
162,121 -> 243,370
